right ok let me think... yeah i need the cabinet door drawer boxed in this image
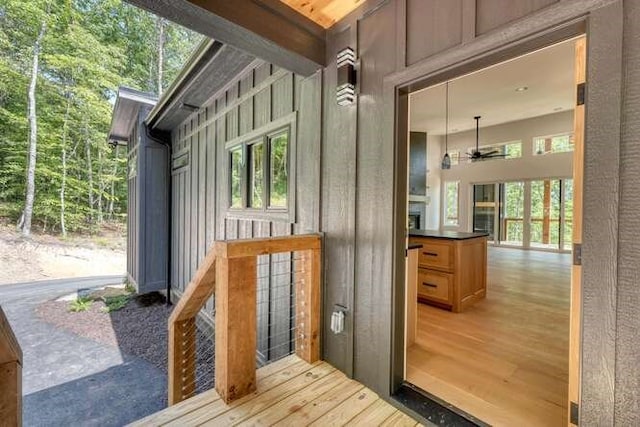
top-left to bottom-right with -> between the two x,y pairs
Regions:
418,242 -> 453,271
418,269 -> 452,304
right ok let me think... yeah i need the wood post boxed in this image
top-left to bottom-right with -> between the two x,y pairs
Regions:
294,249 -> 321,364
168,317 -> 197,405
0,362 -> 21,426
214,254 -> 257,403
0,306 -> 21,426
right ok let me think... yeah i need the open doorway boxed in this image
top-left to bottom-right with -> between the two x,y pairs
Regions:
402,37 -> 583,426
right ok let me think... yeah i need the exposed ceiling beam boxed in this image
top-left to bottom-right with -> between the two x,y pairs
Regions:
126,0 -> 326,76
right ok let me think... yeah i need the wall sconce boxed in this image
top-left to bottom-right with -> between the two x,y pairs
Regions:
336,47 -> 356,106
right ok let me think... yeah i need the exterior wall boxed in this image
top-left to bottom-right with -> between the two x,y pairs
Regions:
169,61 -> 322,360
150,0 -> 640,422
439,111 -> 574,231
320,0 -> 635,424
126,106 -> 169,293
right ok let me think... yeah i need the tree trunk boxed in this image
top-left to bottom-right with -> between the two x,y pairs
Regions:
20,19 -> 47,236
97,145 -> 104,224
59,93 -> 71,237
85,124 -> 94,223
157,17 -> 165,95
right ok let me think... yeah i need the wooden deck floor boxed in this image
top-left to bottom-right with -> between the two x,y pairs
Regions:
131,356 -> 421,426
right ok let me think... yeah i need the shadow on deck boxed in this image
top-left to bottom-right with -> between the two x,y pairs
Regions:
130,355 -> 420,426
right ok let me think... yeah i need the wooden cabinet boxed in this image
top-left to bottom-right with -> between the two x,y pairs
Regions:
409,234 -> 487,312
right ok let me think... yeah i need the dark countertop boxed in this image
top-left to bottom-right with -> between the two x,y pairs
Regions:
409,229 -> 489,240
407,243 -> 423,250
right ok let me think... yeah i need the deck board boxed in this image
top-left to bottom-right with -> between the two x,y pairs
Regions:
130,356 -> 416,426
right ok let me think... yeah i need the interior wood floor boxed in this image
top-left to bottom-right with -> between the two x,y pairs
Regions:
131,355 -> 422,427
406,246 -> 571,427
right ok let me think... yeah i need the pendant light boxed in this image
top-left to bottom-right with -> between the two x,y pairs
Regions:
441,81 -> 451,170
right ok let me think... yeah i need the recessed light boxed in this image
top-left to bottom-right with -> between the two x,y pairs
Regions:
515,86 -> 528,92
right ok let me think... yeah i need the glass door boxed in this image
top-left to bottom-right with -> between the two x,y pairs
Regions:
499,181 -> 525,247
530,179 -> 562,249
473,184 -> 497,241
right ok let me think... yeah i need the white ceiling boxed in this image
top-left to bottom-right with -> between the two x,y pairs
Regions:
409,38 -> 577,135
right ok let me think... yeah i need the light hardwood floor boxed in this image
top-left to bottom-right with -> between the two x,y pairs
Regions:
131,355 -> 422,426
406,247 -> 571,427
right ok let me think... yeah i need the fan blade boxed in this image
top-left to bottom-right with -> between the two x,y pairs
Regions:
481,150 -> 500,156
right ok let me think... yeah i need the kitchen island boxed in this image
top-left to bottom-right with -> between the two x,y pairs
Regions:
409,229 -> 488,312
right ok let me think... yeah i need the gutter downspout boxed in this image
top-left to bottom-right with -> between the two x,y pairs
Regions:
145,123 -> 173,306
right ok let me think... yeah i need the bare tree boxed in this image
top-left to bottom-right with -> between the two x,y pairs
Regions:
19,18 -> 47,236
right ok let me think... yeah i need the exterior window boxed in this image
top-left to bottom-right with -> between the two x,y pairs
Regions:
227,125 -> 292,218
533,133 -> 574,155
468,141 -> 522,160
230,147 -> 243,208
444,181 -> 459,226
249,141 -> 264,208
269,132 -> 288,208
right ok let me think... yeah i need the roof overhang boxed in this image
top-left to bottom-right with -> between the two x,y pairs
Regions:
146,39 -> 255,132
125,0 -> 325,76
108,87 -> 157,144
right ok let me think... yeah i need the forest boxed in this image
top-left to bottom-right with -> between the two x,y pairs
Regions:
0,0 -> 202,236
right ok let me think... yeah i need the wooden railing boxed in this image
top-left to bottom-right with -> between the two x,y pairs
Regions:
0,305 -> 22,426
168,234 -> 322,405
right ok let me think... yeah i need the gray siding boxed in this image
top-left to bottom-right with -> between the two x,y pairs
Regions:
318,0 -> 636,424
170,61 -> 322,349
616,0 -> 640,422
127,106 -> 169,293
156,0 -> 640,422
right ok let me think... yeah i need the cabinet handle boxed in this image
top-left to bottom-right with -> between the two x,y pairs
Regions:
423,251 -> 438,257
423,282 -> 438,288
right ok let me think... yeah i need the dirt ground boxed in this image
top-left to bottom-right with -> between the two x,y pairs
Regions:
0,224 -> 126,285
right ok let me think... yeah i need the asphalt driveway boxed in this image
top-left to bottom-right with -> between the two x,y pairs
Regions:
0,277 -> 167,426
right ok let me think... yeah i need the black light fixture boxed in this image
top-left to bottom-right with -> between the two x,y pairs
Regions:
441,81 -> 451,170
336,47 -> 356,106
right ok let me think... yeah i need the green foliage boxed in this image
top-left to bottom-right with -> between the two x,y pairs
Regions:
68,296 -> 93,312
101,294 -> 130,312
124,281 -> 136,294
0,0 -> 202,233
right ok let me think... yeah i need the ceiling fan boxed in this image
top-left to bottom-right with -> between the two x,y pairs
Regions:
465,116 -> 507,161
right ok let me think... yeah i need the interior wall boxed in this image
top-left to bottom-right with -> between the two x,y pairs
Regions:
438,111 -> 574,231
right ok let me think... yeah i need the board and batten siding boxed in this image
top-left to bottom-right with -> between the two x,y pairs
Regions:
127,105 -> 168,294
169,60 -> 322,361
318,0 -> 637,424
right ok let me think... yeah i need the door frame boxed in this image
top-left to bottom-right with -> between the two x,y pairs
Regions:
388,3 -> 623,425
